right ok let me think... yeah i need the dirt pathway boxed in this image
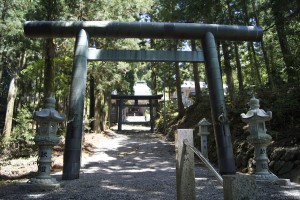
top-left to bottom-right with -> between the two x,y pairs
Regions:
1,125 -> 299,199
0,125 -> 181,199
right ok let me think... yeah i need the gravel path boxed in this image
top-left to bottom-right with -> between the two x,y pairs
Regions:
0,125 -> 299,199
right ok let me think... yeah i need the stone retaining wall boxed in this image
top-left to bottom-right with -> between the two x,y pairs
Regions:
235,141 -> 300,183
269,147 -> 300,182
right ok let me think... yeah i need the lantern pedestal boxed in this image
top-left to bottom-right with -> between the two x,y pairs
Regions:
247,135 -> 278,181
28,97 -> 65,191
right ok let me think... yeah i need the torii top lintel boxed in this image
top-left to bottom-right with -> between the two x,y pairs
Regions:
24,21 -> 263,41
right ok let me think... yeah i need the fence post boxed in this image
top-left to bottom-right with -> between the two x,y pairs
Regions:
176,129 -> 195,200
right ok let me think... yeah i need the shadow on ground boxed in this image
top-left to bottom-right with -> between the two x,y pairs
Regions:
1,125 -> 298,200
0,126 -> 223,200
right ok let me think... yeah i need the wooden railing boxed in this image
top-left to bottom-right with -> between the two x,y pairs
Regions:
184,141 -> 223,185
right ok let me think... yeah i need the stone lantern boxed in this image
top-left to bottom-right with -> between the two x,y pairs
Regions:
197,118 -> 211,159
28,97 -> 65,190
241,96 -> 278,181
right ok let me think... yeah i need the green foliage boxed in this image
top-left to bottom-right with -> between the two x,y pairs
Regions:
156,99 -> 178,135
1,0 -> 300,162
256,85 -> 300,131
54,56 -> 73,97
6,106 -> 36,158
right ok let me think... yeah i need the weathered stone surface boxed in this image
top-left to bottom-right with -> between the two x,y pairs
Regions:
246,146 -> 255,158
278,161 -> 294,175
235,134 -> 299,182
240,141 -> 250,151
273,160 -> 285,173
235,141 -> 254,171
176,129 -> 195,200
235,140 -> 300,182
223,174 -> 256,200
247,158 -> 256,174
270,147 -> 286,160
29,97 -> 65,190
242,155 -> 250,167
26,177 -> 60,191
283,150 -> 296,161
269,160 -> 275,168
279,167 -> 300,183
236,153 -> 244,168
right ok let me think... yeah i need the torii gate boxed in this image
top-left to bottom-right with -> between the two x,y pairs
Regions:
24,21 -> 263,180
111,94 -> 163,132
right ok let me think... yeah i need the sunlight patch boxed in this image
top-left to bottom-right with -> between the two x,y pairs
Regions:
102,185 -> 138,192
120,168 -> 156,173
84,166 -> 101,173
27,194 -> 46,199
195,177 -> 208,181
282,189 -> 300,197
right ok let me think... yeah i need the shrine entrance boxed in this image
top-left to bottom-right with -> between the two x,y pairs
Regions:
24,21 -> 263,180
111,94 -> 163,132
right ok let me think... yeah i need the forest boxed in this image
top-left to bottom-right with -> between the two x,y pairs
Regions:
0,0 -> 299,180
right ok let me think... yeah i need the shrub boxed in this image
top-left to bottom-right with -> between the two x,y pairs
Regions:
7,106 -> 37,158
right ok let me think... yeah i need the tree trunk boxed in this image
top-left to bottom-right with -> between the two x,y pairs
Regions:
107,93 -> 112,128
99,94 -> 105,131
44,38 -> 55,98
103,92 -> 110,130
151,64 -> 160,114
1,77 -> 18,143
242,1 -> 261,86
1,48 -> 27,143
251,1 -> 274,89
94,91 -> 101,133
168,68 -> 171,101
94,90 -> 109,132
247,42 -> 256,85
261,39 -> 275,88
43,0 -> 58,98
151,65 -> 157,95
234,43 -> 244,92
271,0 -> 296,83
250,42 -> 262,85
0,66 -> 3,89
222,42 -> 235,105
89,75 -> 95,130
175,61 -> 184,117
191,40 -> 201,102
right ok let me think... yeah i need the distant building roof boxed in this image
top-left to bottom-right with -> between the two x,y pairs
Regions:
134,81 -> 152,95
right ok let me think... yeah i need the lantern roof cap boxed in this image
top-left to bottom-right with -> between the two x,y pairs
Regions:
250,96 -> 260,109
197,118 -> 211,126
241,96 -> 272,121
34,97 -> 65,122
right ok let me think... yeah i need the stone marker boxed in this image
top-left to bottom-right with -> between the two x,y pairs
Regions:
176,129 -> 195,200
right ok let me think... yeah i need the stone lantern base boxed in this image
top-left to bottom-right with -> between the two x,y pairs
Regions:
250,172 -> 291,186
253,172 -> 278,182
27,177 -> 60,191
